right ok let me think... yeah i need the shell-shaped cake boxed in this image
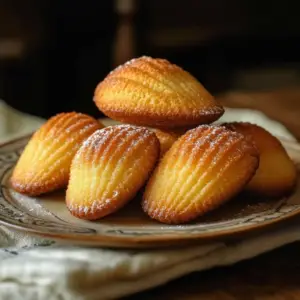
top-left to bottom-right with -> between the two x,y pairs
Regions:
153,129 -> 182,157
10,112 -> 102,196
224,122 -> 297,197
142,125 -> 259,224
66,125 -> 160,220
94,56 -> 224,128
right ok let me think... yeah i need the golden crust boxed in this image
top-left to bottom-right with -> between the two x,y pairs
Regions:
10,112 -> 102,196
94,56 -> 224,128
224,122 -> 297,197
142,125 -> 259,224
152,128 -> 183,157
66,125 -> 160,220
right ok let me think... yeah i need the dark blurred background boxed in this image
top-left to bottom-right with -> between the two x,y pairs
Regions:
1,0 -> 300,119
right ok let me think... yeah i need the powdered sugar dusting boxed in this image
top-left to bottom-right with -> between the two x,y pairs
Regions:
66,122 -> 159,220
80,125 -> 154,153
93,55 -> 225,129
143,123 -> 260,223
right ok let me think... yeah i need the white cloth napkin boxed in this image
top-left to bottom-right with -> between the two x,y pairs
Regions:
1,99 -> 300,300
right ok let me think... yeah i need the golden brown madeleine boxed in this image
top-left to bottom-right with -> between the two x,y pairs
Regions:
152,129 -> 183,157
142,125 -> 259,224
66,125 -> 160,220
224,122 -> 297,197
10,112 -> 102,196
94,56 -> 224,128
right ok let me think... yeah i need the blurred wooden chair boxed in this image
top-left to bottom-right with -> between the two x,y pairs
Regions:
112,0 -> 137,67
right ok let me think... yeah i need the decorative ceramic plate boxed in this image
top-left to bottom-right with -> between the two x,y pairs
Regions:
1,120 -> 300,248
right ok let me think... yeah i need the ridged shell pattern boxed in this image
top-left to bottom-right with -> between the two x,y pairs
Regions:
10,112 -> 102,196
66,125 -> 160,220
143,125 -> 259,224
94,56 -> 224,127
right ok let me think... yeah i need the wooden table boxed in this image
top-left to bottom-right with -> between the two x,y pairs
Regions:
128,87 -> 300,300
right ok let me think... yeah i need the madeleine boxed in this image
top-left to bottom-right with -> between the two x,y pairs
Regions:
143,125 -> 259,224
66,125 -> 160,220
10,112 -> 102,196
152,128 -> 183,157
94,56 -> 224,128
224,122 -> 297,197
